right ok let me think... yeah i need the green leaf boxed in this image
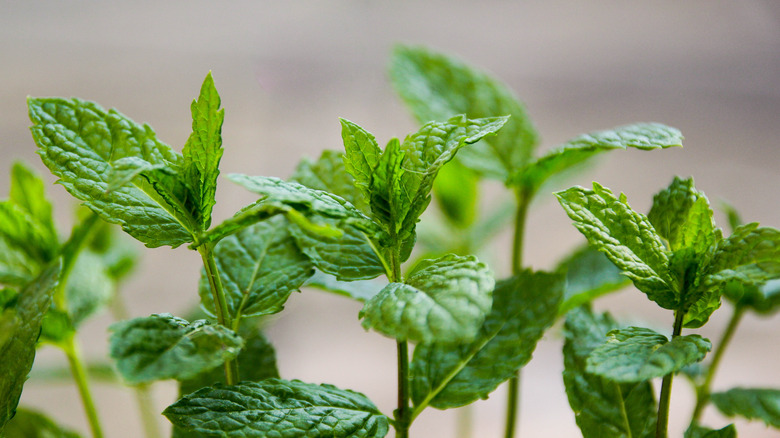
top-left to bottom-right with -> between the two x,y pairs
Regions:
2,407 -> 81,438
586,327 -> 711,383
0,235 -> 38,287
556,183 -> 676,309
368,137 -> 406,235
563,306 -> 657,438
648,177 -> 719,252
290,151 -> 385,280
518,123 -> 683,193
28,97 -> 194,247
340,120 -> 382,204
711,388 -> 780,428
164,379 -> 389,438
108,313 -> 243,384
182,72 -> 225,230
199,216 -> 314,320
703,223 -> 780,290
0,263 -> 61,429
0,202 -> 55,267
557,246 -> 629,316
411,270 -> 563,409
390,45 -> 538,181
432,158 -> 478,229
304,270 -> 386,303
684,424 -> 737,438
359,254 -> 493,344
63,250 -> 114,326
8,162 -> 58,252
723,279 -> 780,314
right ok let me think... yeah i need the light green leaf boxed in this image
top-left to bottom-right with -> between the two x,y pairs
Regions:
340,119 -> 381,204
390,45 -> 538,181
182,72 -> 225,230
557,246 -> 629,316
164,379 -> 389,438
0,202 -> 56,267
432,159 -> 478,229
2,407 -> 81,438
0,235 -> 38,287
0,263 -> 61,429
359,254 -> 493,344
64,251 -> 114,326
411,270 -> 563,409
703,223 -> 780,289
108,313 -> 243,384
291,150 -> 366,210
304,270 -> 386,303
648,177 -> 719,252
28,97 -> 194,247
684,424 -> 737,438
518,123 -> 682,193
199,216 -> 314,320
711,388 -> 780,428
9,162 -> 58,252
556,183 -> 676,309
586,327 -> 711,383
563,306 -> 657,438
368,137 -> 406,235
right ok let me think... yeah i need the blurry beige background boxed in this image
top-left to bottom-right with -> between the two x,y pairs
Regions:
2,1 -> 779,437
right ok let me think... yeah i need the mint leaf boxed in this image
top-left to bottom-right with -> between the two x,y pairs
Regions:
198,216 -> 314,320
360,254 -> 493,344
390,45 -> 538,181
368,137 -> 406,236
517,123 -> 683,193
557,246 -> 629,316
108,313 -> 243,384
723,279 -> 780,315
411,270 -> 563,409
2,407 -> 81,438
0,235 -> 38,288
63,250 -> 114,326
704,223 -> 780,289
340,120 -> 382,204
0,263 -> 61,429
586,327 -> 711,383
648,177 -> 719,252
181,72 -> 224,230
304,270 -> 386,303
292,150 -> 366,210
556,183 -> 676,309
432,159 -> 479,229
164,379 -> 389,438
563,307 -> 657,438
710,388 -> 780,428
8,162 -> 58,253
684,424 -> 737,438
28,97 -> 194,247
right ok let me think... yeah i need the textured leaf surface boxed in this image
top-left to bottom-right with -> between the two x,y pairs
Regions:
557,246 -> 629,315
390,45 -> 538,181
563,307 -> 657,438
360,254 -> 493,343
2,407 -> 81,438
181,72 -> 224,229
586,327 -> 711,383
164,379 -> 389,438
340,120 -> 381,204
28,97 -> 193,247
704,223 -> 780,290
199,216 -> 314,319
556,183 -> 676,308
109,313 -> 243,384
411,270 -> 563,409
519,123 -> 682,192
0,263 -> 60,429
304,270 -> 386,302
711,388 -> 780,427
648,177 -> 717,251
7,162 -> 58,256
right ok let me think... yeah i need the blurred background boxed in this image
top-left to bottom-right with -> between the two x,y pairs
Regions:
2,1 -> 779,436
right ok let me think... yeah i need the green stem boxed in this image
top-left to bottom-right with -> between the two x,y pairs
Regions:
396,340 -> 411,438
197,244 -> 239,385
504,187 -> 531,438
689,305 -> 745,426
63,336 -> 104,438
656,310 -> 685,438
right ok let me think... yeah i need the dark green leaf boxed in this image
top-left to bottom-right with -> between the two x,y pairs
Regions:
108,313 -> 243,384
182,72 -> 225,230
28,97 -> 194,247
684,424 -> 737,438
723,279 -> 780,314
390,45 -> 538,181
411,270 -> 563,409
0,263 -> 61,429
199,216 -> 314,320
360,254 -> 493,343
557,246 -> 629,316
711,388 -> 780,428
304,270 -> 386,303
586,327 -> 711,382
164,379 -> 389,438
556,183 -> 676,309
2,407 -> 81,438
563,306 -> 657,438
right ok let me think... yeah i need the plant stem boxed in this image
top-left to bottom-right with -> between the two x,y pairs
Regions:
397,340 -> 411,438
198,244 -> 239,385
63,336 -> 104,438
656,310 -> 685,438
504,186 -> 531,438
689,305 -> 745,426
